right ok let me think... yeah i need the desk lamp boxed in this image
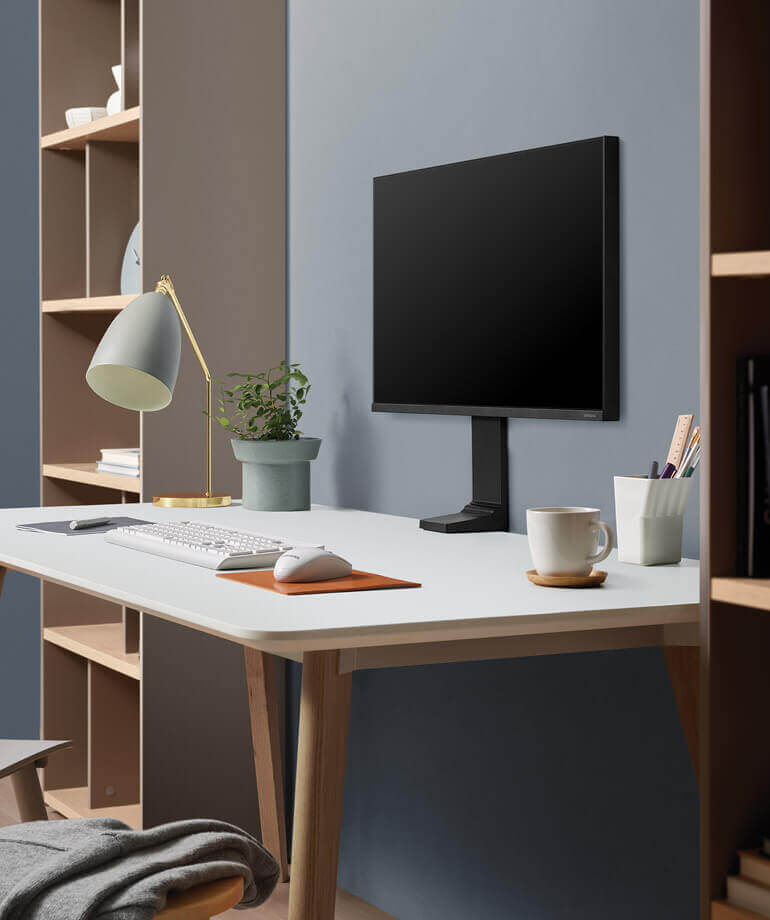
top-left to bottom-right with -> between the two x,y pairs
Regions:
86,274 -> 231,508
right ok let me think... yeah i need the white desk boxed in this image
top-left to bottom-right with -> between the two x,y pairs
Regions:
0,503 -> 699,920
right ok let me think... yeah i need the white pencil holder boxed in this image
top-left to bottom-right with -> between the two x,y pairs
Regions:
614,475 -> 693,565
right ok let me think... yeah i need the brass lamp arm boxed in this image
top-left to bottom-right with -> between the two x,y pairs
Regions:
155,274 -> 214,497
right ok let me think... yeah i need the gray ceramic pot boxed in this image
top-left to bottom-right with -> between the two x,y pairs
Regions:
231,437 -> 322,511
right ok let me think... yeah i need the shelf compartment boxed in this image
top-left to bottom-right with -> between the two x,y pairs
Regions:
42,295 -> 133,314
41,312 -> 139,472
41,150 -> 86,301
40,0 -> 122,137
42,108 -> 140,151
43,463 -> 141,494
711,577 -> 770,612
712,900 -> 769,920
44,623 -> 140,680
88,663 -> 140,808
712,251 -> 770,278
87,142 -> 139,297
42,643 -> 88,792
44,786 -> 141,829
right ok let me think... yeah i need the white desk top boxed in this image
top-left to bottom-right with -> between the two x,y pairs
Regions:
0,503 -> 699,653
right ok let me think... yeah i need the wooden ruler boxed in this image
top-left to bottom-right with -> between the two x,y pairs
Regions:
666,414 -> 695,469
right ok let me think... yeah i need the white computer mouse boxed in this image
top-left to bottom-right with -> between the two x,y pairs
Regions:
273,547 -> 353,583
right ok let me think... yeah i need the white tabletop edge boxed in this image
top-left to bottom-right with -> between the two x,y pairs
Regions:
0,503 -> 700,652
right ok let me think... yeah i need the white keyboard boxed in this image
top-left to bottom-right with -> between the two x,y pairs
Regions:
105,521 -> 300,570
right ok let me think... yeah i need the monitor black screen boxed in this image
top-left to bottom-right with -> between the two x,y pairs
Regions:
372,136 -> 618,421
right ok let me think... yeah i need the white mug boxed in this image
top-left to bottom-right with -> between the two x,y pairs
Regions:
526,507 -> 614,577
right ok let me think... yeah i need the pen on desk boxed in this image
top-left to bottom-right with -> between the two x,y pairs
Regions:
648,460 -> 659,479
69,517 -> 112,531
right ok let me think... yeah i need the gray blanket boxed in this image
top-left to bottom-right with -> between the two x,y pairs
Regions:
0,817 -> 279,919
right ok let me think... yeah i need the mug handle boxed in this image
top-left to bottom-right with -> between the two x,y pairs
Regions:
587,521 -> 614,566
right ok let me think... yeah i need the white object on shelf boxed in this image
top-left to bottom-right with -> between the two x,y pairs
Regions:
614,475 -> 693,565
106,91 -> 121,116
65,107 -> 107,129
106,64 -> 123,116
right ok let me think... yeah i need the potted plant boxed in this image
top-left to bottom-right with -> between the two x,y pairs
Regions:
213,361 -> 320,511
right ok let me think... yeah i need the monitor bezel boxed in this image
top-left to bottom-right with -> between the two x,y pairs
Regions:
371,136 -> 619,422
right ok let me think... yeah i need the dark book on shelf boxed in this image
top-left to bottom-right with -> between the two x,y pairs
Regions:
737,357 -> 770,576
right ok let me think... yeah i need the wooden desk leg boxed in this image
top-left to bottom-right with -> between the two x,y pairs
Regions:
288,650 -> 352,920
663,645 -> 700,782
244,648 -> 289,881
0,566 -> 5,597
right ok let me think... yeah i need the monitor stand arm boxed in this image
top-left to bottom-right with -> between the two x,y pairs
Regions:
420,416 -> 509,533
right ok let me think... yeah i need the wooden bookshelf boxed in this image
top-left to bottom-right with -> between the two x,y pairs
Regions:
44,624 -> 140,679
711,251 -> 770,278
41,107 -> 140,151
44,786 -> 141,828
42,462 -> 141,493
700,0 -> 770,915
38,0 -> 286,834
42,294 -> 133,314
711,578 -> 770,612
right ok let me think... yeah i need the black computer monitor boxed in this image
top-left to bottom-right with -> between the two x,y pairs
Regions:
372,136 -> 619,532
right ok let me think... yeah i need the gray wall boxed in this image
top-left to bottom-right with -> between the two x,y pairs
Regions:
288,0 -> 699,917
0,0 -> 39,739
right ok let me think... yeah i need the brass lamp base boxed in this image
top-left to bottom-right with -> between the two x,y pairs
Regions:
153,493 -> 232,509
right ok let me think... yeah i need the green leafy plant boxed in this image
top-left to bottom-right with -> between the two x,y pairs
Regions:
212,361 -> 310,441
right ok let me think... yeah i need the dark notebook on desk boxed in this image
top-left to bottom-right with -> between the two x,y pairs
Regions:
737,357 -> 770,576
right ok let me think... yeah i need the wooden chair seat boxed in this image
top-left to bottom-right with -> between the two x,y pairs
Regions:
2,742 -> 245,918
155,876 -> 244,919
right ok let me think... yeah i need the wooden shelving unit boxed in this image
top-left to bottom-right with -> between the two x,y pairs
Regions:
42,294 -> 133,314
44,624 -> 141,679
44,786 -> 142,829
711,251 -> 770,278
42,462 -> 141,493
38,0 -> 286,835
710,578 -> 770,612
41,106 -> 140,150
700,1 -> 770,916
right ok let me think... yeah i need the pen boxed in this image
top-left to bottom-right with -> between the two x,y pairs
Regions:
648,460 -> 659,479
660,462 -> 676,479
69,517 -> 112,531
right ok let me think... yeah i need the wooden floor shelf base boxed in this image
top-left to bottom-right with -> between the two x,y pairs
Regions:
44,786 -> 141,828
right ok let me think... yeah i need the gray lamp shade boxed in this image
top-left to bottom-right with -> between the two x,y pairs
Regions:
86,291 -> 182,411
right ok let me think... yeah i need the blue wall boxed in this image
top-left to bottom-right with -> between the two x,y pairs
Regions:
0,0 -> 39,739
288,0 -> 699,917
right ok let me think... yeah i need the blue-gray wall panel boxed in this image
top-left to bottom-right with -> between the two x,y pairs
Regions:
0,0 -> 39,739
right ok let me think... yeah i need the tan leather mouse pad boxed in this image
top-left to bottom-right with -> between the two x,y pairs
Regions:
217,569 -> 421,596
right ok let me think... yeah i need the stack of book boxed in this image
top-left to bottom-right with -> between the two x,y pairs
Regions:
97,448 -> 140,478
716,842 -> 770,918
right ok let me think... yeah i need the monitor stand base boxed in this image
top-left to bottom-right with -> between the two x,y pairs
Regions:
420,501 -> 508,533
419,416 -> 509,534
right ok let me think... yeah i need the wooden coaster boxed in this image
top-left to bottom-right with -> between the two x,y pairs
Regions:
526,569 -> 607,588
